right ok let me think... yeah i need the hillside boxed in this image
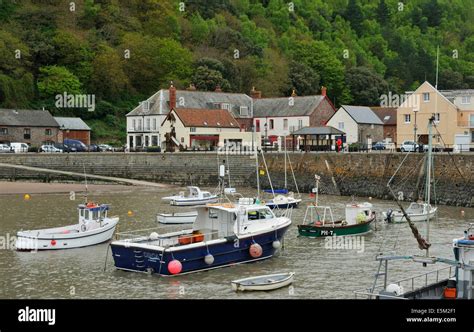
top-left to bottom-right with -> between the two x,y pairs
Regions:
0,0 -> 472,144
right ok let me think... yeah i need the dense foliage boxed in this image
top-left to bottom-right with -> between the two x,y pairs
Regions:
0,0 -> 472,143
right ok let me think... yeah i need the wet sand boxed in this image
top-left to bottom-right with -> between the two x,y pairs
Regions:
0,181 -> 154,195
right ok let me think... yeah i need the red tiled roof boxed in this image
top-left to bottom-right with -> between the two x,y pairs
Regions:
370,107 -> 397,125
172,108 -> 240,128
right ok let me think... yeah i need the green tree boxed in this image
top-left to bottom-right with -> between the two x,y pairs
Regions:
345,66 -> 389,106
288,61 -> 320,96
37,66 -> 82,99
376,0 -> 390,25
192,66 -> 231,91
345,0 -> 364,36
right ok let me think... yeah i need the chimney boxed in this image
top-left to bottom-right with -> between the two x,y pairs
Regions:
169,81 -> 176,110
250,86 -> 262,99
186,83 -> 196,91
215,85 -> 222,92
291,88 -> 297,97
321,86 -> 327,97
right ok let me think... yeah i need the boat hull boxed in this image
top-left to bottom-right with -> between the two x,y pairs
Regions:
15,218 -> 119,251
157,212 -> 197,224
266,198 -> 301,209
170,197 -> 219,206
231,272 -> 294,292
382,208 -> 437,223
111,225 -> 290,276
298,220 -> 372,237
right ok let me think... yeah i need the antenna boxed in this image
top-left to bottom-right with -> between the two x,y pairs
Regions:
83,163 -> 88,203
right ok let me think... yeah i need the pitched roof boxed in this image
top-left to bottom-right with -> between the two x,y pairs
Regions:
253,95 -> 324,117
292,126 -> 345,135
439,89 -> 474,103
0,109 -> 59,127
370,107 -> 397,125
340,105 -> 383,125
171,108 -> 240,128
126,89 -> 253,118
54,117 -> 91,131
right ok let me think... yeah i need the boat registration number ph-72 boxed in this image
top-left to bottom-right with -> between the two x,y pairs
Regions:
320,230 -> 334,236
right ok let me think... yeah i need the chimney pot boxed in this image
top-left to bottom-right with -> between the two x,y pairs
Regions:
321,86 -> 327,97
169,81 -> 177,110
250,86 -> 262,99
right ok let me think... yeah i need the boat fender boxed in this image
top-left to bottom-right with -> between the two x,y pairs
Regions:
50,239 -> 56,246
168,260 -> 182,275
149,232 -> 159,240
81,223 -> 87,232
272,240 -> 281,249
249,243 -> 262,258
204,254 -> 214,265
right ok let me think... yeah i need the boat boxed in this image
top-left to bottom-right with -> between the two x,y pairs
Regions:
15,202 -> 119,251
110,199 -> 292,276
161,186 -> 218,206
231,272 -> 295,292
265,194 -> 301,209
298,175 -> 375,237
157,211 -> 197,224
382,202 -> 437,223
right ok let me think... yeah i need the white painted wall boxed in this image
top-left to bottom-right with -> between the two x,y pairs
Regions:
326,108 -> 357,143
253,116 -> 310,137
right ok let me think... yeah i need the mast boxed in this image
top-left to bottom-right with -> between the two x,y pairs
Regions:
425,116 -> 434,257
255,148 -> 260,199
284,138 -> 287,189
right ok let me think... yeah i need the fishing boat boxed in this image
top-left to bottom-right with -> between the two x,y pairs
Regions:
231,272 -> 295,292
265,194 -> 301,209
383,202 -> 437,223
15,202 -> 119,251
298,175 -> 375,237
110,199 -> 292,276
157,211 -> 197,224
161,186 -> 218,206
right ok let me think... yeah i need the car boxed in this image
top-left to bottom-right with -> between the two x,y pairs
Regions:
64,139 -> 88,152
10,142 -> 29,153
0,144 -> 13,153
372,141 -> 386,150
40,145 -> 63,153
400,140 -> 420,152
54,142 -> 76,153
88,144 -> 100,152
423,144 -> 444,152
98,144 -> 114,152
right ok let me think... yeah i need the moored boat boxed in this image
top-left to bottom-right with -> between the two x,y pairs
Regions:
157,211 -> 198,224
265,194 -> 301,209
231,272 -> 295,292
15,202 -> 119,251
383,202 -> 437,223
110,199 -> 292,276
161,186 -> 218,206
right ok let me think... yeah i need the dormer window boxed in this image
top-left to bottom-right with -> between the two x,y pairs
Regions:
221,103 -> 231,111
240,106 -> 249,116
461,96 -> 471,105
142,100 -> 150,112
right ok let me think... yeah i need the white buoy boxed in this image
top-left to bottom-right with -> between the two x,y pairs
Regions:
204,254 -> 214,265
149,232 -> 159,240
385,284 -> 404,296
272,240 -> 281,249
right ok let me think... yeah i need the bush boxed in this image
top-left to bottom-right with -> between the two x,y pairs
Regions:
146,146 -> 161,152
28,146 -> 39,152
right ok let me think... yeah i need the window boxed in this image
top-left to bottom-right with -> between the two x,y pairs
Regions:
472,131 -> 474,143
338,122 -> 344,130
283,119 -> 288,130
23,128 -> 31,139
240,106 -> 249,116
152,118 -> 157,131
298,119 -> 303,129
461,96 -> 471,105
190,127 -> 196,132
138,119 -> 142,131
404,114 -> 411,123
0,128 -> 7,135
152,135 -> 158,146
269,119 -> 274,130
142,100 -> 150,111
146,118 -> 150,131
248,208 -> 274,220
423,93 -> 430,102
132,119 -> 136,131
45,129 -> 52,136
434,113 -> 440,123
145,136 -> 149,146
221,103 -> 231,111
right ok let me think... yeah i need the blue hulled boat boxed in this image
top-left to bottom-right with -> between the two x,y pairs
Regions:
110,200 -> 292,276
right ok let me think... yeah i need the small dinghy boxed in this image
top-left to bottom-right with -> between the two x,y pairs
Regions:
231,272 -> 295,292
16,202 -> 119,251
157,211 -> 198,224
161,186 -> 218,206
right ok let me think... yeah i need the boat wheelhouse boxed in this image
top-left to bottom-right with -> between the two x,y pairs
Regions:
16,203 -> 119,251
161,186 -> 218,206
110,200 -> 292,276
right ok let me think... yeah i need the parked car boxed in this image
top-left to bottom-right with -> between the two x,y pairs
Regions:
54,142 -> 76,153
88,144 -> 100,152
10,142 -> 29,153
40,145 -> 63,153
64,139 -> 88,152
400,140 -> 420,152
0,144 -> 13,153
372,141 -> 386,150
98,144 -> 114,152
423,144 -> 444,152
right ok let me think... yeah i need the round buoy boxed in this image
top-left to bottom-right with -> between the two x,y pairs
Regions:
249,243 -> 262,258
50,239 -> 56,246
168,260 -> 182,275
369,196 -> 372,201
127,210 -> 133,217
149,232 -> 159,240
204,254 -> 214,265
461,210 -> 465,217
24,194 -> 31,200
272,240 -> 281,249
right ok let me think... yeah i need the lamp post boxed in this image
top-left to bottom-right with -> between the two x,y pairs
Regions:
413,108 -> 419,151
264,122 -> 268,152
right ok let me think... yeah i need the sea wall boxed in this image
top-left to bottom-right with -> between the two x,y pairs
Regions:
0,152 -> 472,207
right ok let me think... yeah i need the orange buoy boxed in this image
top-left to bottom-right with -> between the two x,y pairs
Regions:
24,194 -> 31,200
249,243 -> 262,258
51,239 -> 56,246
168,260 -> 182,275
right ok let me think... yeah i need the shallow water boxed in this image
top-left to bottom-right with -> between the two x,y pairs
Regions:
0,185 -> 472,299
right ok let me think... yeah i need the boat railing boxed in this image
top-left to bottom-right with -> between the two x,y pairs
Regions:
354,265 -> 454,299
275,206 -> 293,219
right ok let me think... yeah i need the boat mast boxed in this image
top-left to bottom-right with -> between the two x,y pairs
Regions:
284,138 -> 287,189
255,148 -> 260,199
425,116 -> 434,257
314,174 -> 320,206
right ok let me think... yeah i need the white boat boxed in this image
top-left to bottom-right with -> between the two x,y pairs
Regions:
15,203 -> 119,251
383,202 -> 437,223
161,186 -> 218,206
231,272 -> 295,292
157,211 -> 198,224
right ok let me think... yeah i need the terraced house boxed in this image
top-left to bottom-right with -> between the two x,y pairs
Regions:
397,81 -> 474,151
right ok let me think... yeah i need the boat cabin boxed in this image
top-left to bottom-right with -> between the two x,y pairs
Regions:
453,225 -> 474,299
77,203 -> 110,230
345,203 -> 373,225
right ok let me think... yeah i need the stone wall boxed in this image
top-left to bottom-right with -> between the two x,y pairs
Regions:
0,152 -> 472,207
